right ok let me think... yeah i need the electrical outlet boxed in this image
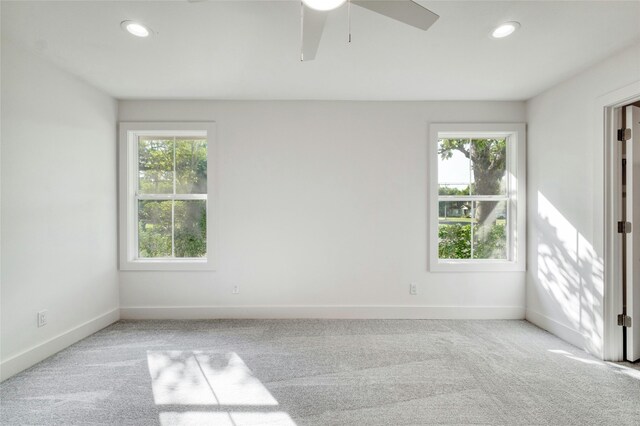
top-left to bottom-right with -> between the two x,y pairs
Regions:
37,310 -> 48,327
410,282 -> 418,295
232,285 -> 240,294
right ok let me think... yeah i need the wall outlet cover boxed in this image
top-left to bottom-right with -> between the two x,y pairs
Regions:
37,310 -> 48,327
410,283 -> 418,295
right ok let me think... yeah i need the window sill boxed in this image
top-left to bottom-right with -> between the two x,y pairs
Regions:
429,260 -> 525,272
120,259 -> 215,272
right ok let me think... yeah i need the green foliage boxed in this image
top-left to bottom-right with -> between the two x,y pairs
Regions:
438,138 -> 506,198
139,138 -> 207,194
438,186 -> 470,196
138,201 -> 172,258
439,224 -> 471,259
438,223 -> 506,260
438,138 -> 508,260
175,139 -> 208,194
137,138 -> 208,259
138,139 -> 173,194
474,223 -> 507,259
439,138 -> 506,164
174,201 -> 207,258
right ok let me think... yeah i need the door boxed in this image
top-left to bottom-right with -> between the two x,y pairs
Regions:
626,105 -> 640,362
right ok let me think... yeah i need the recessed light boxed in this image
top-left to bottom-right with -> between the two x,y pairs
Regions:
302,0 -> 347,12
491,21 -> 520,39
121,20 -> 152,38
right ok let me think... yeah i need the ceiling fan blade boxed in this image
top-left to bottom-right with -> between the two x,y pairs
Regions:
301,5 -> 327,61
352,1 -> 439,31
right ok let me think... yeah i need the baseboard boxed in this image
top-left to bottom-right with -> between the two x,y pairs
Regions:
0,308 -> 120,382
525,308 -> 594,354
120,305 -> 525,320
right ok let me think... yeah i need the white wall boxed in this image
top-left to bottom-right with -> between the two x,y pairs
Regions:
118,100 -> 526,319
0,39 -> 119,380
526,42 -> 640,358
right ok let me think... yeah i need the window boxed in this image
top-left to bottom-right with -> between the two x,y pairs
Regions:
119,122 -> 215,270
429,123 -> 526,271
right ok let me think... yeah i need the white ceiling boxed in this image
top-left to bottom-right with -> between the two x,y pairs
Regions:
2,0 -> 639,100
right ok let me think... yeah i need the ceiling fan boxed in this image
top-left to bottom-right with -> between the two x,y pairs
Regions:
300,0 -> 439,61
188,0 -> 439,61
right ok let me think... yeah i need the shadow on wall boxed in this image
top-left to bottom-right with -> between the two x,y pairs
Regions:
530,191 -> 604,356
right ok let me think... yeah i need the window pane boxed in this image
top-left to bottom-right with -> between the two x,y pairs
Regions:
469,138 -> 507,195
473,200 -> 508,259
438,200 -> 472,259
439,184 -> 470,196
174,200 -> 207,258
176,138 -> 207,194
139,138 -> 174,194
438,139 -> 471,195
138,200 -> 172,258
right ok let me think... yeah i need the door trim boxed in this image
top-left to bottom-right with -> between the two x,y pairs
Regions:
600,80 -> 640,361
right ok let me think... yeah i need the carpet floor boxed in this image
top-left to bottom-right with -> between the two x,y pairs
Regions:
1,319 -> 639,425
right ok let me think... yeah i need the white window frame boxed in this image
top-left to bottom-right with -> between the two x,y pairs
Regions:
119,122 -> 216,271
428,123 -> 526,272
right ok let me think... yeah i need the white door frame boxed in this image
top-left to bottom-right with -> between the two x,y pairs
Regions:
601,80 -> 640,361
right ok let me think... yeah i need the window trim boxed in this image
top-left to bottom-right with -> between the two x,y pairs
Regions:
428,123 -> 526,272
119,122 -> 216,271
